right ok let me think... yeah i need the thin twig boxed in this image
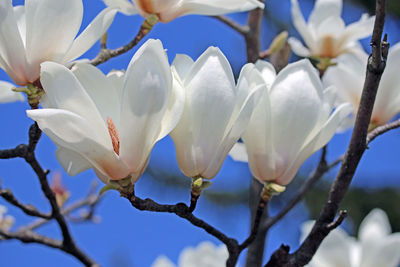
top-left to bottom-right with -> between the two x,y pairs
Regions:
0,189 -> 51,219
0,229 -> 62,249
244,0 -> 265,62
367,118 -> 400,144
89,19 -> 156,66
265,1 -> 388,265
213,16 -> 249,35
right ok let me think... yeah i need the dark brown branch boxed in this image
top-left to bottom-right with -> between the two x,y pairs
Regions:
265,1 -> 388,266
213,16 -> 249,35
89,19 -> 155,66
0,189 -> 51,219
244,0 -> 265,63
0,229 -> 62,249
367,118 -> 400,144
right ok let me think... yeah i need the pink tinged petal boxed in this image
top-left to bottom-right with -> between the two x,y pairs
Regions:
25,0 -> 83,82
39,62 -> 110,145
56,147 -> 92,176
290,0 -> 316,53
170,47 -> 237,178
172,54 -> 194,81
27,109 -> 130,180
315,16 -> 346,57
103,0 -> 137,15
159,0 -> 264,22
0,0 -> 28,85
72,63 -> 121,127
269,59 -> 323,180
308,0 -> 342,30
0,80 -> 24,103
119,39 -> 172,177
288,37 -> 312,57
202,63 -> 265,179
229,142 -> 248,162
63,8 -> 118,63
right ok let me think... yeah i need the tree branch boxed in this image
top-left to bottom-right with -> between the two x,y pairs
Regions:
367,118 -> 400,144
89,18 -> 156,66
244,0 -> 265,62
265,1 -> 388,265
213,16 -> 249,35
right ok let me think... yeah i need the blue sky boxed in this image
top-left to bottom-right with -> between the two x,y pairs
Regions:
1,0 -> 400,266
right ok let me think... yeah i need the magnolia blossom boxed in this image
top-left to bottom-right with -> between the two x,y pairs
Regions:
0,80 -> 24,103
0,205 -> 15,237
151,241 -> 229,267
170,48 -> 264,179
288,0 -> 374,58
303,209 -> 400,267
0,0 -> 117,86
232,59 -> 351,186
103,0 -> 264,22
324,44 -> 400,129
27,39 -> 184,184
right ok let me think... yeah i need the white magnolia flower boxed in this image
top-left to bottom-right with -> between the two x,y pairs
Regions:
232,59 -> 351,186
304,209 -> 400,267
103,0 -> 264,22
27,39 -> 184,184
0,0 -> 117,86
170,48 -> 264,179
0,80 -> 24,103
0,205 -> 15,234
151,241 -> 229,267
323,44 -> 400,130
288,0 -> 374,58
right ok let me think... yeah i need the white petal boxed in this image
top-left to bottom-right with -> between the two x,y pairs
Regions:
72,63 -> 121,127
119,39 -> 172,177
0,80 -> 24,103
360,233 -> 400,267
13,6 -> 26,46
290,0 -> 316,52
316,16 -> 345,39
39,61 -> 110,145
341,14 -> 375,45
151,255 -> 176,267
288,37 -> 311,57
103,0 -> 137,15
309,226 -> 354,267
56,147 -> 92,176
161,0 -> 264,22
172,54 -> 194,81
202,63 -> 264,178
269,59 -> 323,180
308,0 -> 342,30
359,208 -> 392,242
106,69 -> 125,96
25,0 -> 83,81
278,102 -> 352,185
229,142 -> 248,162
0,0 -> 28,85
170,47 -> 236,178
254,60 -> 276,88
27,109 -> 130,180
63,8 -> 117,63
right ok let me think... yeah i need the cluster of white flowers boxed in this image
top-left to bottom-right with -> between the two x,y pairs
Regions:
0,0 -> 399,265
303,209 -> 400,267
151,241 -> 229,267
